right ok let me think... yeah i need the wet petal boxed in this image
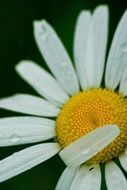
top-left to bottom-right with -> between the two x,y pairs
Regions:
55,167 -> 79,190
90,6 -> 108,87
105,161 -> 127,190
59,125 -> 120,167
0,93 -> 60,117
77,6 -> 108,89
73,10 -> 91,89
0,117 -> 56,146
0,143 -> 60,182
70,164 -> 101,190
119,148 -> 127,172
74,6 -> 108,89
16,61 -> 69,106
34,20 -> 79,95
105,10 -> 127,90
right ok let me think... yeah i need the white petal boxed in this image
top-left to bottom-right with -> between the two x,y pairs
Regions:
16,61 -> 69,106
74,6 -> 108,89
55,167 -> 79,190
105,161 -> 127,190
119,65 -> 127,96
0,143 -> 60,182
105,10 -> 127,90
91,6 -> 108,87
119,149 -> 127,172
59,125 -> 120,167
70,164 -> 101,190
0,116 -> 56,146
0,93 -> 60,117
34,20 -> 79,95
85,6 -> 108,88
73,10 -> 91,89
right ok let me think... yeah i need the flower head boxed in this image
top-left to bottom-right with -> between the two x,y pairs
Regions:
0,5 -> 127,189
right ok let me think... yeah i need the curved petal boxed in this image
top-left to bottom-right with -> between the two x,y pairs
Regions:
105,9 -> 127,90
119,149 -> 127,172
91,6 -> 108,87
0,93 -> 60,117
0,116 -> 56,146
70,164 -> 101,190
16,61 -> 69,106
33,20 -> 79,95
59,125 -> 120,167
55,167 -> 79,190
105,161 -> 127,190
74,6 -> 108,89
73,10 -> 91,89
0,143 -> 60,183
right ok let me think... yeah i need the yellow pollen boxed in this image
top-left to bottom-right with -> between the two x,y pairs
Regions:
56,88 -> 127,163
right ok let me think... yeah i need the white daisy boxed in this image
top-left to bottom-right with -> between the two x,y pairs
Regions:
0,5 -> 127,190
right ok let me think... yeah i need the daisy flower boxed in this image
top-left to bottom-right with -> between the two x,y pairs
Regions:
0,5 -> 127,189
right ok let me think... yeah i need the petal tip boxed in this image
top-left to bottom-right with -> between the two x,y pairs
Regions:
15,60 -> 35,72
110,124 -> 120,136
94,5 -> 109,17
15,60 -> 26,73
33,19 -> 47,30
95,4 -> 108,11
79,10 -> 91,17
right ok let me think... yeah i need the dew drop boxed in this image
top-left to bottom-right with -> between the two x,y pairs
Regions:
13,152 -> 18,157
40,25 -> 49,42
9,135 -> 21,143
41,25 -> 46,32
82,148 -> 90,156
26,165 -> 33,170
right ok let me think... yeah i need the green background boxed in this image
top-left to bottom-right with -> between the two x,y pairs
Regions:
0,0 -> 127,189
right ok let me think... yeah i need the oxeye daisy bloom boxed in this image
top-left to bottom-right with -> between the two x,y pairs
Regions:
0,4 -> 127,189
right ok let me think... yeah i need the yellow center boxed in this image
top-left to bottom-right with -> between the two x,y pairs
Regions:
56,88 -> 127,163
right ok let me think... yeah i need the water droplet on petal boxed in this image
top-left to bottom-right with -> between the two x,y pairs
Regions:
9,134 -> 21,143
41,24 -> 46,32
82,148 -> 90,156
13,152 -> 18,157
39,25 -> 49,42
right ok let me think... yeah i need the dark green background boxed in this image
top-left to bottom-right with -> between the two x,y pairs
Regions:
0,0 -> 127,189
